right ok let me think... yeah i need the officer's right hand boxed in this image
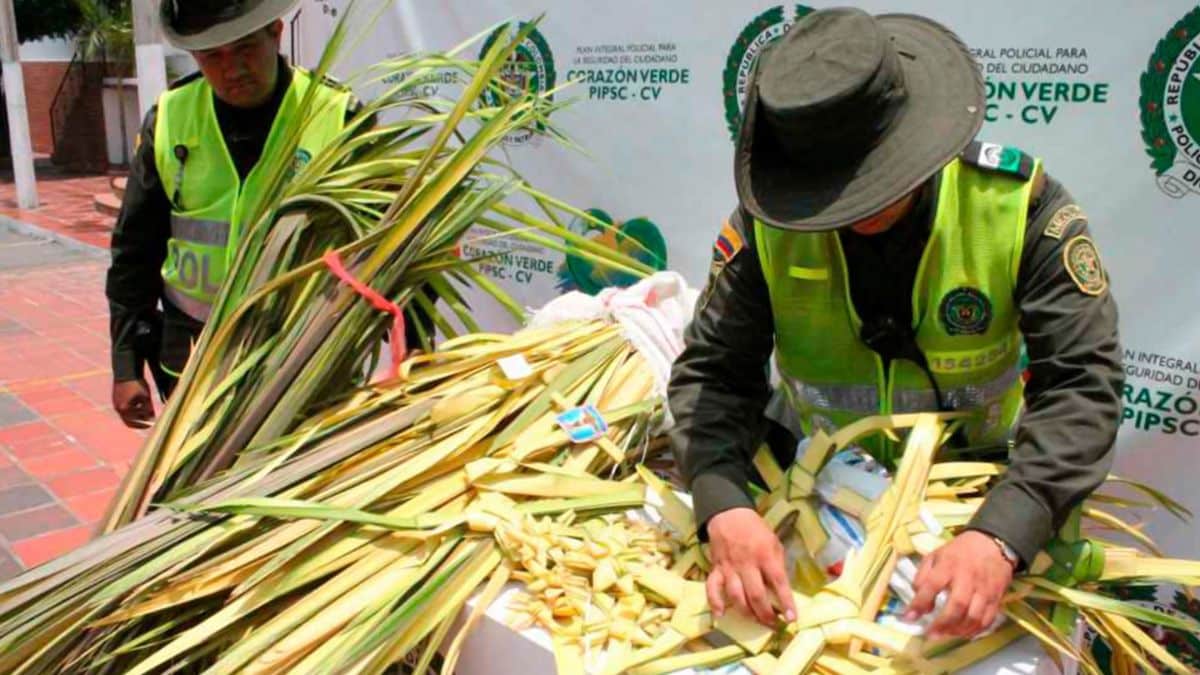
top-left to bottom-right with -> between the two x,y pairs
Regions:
113,379 -> 155,429
705,507 -> 798,626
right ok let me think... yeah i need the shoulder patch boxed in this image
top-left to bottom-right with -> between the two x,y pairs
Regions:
700,219 -> 744,309
713,219 -> 745,264
319,72 -> 352,92
1044,204 -> 1087,240
168,70 -> 204,90
291,65 -> 350,91
961,141 -> 1035,181
1063,236 -> 1108,296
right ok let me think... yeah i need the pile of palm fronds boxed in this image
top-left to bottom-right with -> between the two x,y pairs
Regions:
102,4 -> 651,530
0,319 -> 664,673
4,320 -> 1199,673
625,415 -> 1200,675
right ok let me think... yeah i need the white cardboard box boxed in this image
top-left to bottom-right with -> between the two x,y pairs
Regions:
449,584 -> 1068,675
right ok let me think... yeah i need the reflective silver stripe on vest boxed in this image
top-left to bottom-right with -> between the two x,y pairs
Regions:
163,284 -> 212,323
170,214 -> 231,247
893,364 -> 1021,412
783,364 -> 1020,414
784,378 -> 879,413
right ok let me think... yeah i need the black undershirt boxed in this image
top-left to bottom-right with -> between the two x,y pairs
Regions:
836,180 -> 935,335
214,57 -> 292,180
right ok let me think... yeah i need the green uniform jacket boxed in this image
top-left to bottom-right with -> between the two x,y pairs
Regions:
667,165 -> 1124,566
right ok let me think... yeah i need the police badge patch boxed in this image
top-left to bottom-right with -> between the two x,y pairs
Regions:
1063,236 -> 1108,296
1044,204 -> 1086,240
939,287 -> 993,336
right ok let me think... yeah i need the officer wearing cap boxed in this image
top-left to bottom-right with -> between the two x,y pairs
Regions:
668,8 -> 1122,639
106,1 -> 378,428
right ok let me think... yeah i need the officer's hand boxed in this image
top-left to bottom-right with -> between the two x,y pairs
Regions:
705,507 -> 797,626
905,530 -> 1016,639
113,379 -> 155,429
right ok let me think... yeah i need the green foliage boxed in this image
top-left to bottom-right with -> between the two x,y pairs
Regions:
13,0 -> 122,45
71,0 -> 132,67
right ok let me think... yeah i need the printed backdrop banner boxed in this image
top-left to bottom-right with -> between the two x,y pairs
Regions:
294,1 -> 1200,565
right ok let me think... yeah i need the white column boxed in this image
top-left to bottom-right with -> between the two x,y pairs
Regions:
0,0 -> 37,209
132,0 -> 167,118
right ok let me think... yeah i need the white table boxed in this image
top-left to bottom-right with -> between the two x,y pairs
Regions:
448,583 -> 1072,675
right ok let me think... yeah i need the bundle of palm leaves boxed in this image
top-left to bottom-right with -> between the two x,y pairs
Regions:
4,322 -> 1197,673
102,3 -> 651,530
0,319 -> 665,673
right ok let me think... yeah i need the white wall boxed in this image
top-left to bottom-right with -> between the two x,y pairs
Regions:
102,78 -> 139,166
18,37 -> 74,62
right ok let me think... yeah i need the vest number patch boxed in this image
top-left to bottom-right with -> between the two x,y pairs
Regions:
929,341 -> 1013,374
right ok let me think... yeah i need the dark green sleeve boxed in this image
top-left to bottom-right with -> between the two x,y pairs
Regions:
967,174 -> 1124,566
105,106 -> 169,383
667,209 -> 776,535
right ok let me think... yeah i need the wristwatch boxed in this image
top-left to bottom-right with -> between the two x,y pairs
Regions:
991,536 -> 1021,569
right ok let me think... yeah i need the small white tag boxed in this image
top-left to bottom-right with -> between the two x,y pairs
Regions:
918,507 -> 943,536
978,141 -> 1004,169
497,354 -> 533,381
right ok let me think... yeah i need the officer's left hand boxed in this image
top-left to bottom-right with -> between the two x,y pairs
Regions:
904,530 -> 1016,640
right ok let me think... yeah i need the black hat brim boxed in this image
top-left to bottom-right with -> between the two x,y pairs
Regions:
735,14 -> 984,232
160,0 -> 300,51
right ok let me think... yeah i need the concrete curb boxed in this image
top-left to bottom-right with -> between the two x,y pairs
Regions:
0,214 -> 107,259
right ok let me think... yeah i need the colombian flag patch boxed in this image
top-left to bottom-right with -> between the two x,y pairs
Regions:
713,220 -> 744,263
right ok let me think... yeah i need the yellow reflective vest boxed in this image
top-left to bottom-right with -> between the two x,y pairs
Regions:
755,156 -> 1041,463
153,67 -> 351,322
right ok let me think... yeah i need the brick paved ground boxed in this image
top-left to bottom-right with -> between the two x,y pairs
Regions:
0,169 -> 118,249
0,169 -> 143,579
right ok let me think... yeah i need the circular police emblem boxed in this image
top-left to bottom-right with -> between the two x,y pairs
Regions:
1063,236 -> 1108,295
558,209 -> 667,294
722,5 -> 814,140
1140,6 -> 1200,198
285,148 -> 312,182
1083,586 -> 1200,672
939,287 -> 992,336
479,21 -> 557,146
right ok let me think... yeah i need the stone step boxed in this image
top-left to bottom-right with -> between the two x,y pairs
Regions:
110,175 -> 127,200
93,192 -> 121,218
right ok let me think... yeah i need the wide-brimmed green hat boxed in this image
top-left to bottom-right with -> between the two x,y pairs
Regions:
159,0 -> 300,52
735,7 -> 984,231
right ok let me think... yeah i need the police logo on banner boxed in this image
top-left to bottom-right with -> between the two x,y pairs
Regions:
558,209 -> 668,294
939,287 -> 993,336
1140,6 -> 1200,198
723,5 -> 814,140
1085,586 -> 1200,672
480,22 -> 557,146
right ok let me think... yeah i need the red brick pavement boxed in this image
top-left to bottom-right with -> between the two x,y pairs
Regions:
0,171 -> 145,579
0,171 -> 119,249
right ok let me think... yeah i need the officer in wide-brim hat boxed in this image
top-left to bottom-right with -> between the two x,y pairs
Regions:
735,8 -> 984,231
105,1 -> 383,428
159,0 -> 301,52
669,7 -> 1122,639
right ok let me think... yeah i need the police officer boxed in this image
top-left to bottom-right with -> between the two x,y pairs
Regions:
668,8 -> 1123,640
107,1 -> 373,428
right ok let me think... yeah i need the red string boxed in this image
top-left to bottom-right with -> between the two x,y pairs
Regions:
322,250 -> 407,378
